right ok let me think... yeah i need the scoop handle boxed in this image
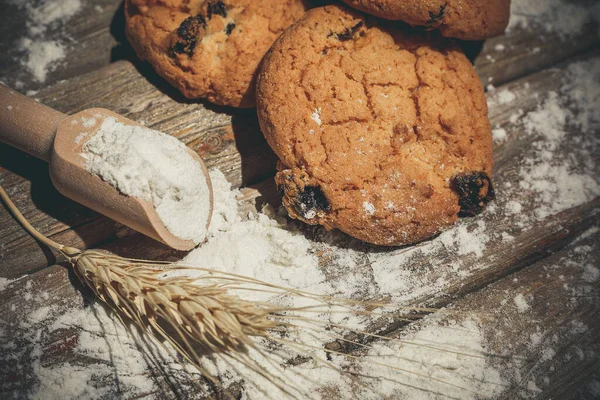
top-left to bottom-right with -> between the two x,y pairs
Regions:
0,84 -> 65,162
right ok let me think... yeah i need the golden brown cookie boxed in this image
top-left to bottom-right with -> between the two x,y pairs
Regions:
125,0 -> 308,108
340,0 -> 511,40
256,5 -> 495,246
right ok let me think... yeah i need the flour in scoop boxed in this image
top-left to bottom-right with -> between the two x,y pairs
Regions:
81,117 -> 210,243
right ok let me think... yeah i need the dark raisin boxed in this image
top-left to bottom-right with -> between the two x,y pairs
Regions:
296,185 -> 331,217
177,15 -> 206,40
225,22 -> 236,35
171,42 -> 186,55
207,1 -> 227,18
336,21 -> 364,41
171,14 -> 206,56
426,3 -> 447,26
451,172 -> 495,217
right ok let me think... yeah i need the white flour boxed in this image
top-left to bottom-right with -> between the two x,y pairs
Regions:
18,39 -> 66,83
1,3 -> 599,399
82,116 -> 211,243
516,60 -> 600,220
3,151 -> 598,399
9,0 -> 83,82
507,0 -> 600,38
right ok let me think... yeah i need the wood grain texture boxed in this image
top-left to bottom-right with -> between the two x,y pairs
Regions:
0,0 -> 597,91
1,1 -> 598,277
436,227 -> 600,399
0,0 -> 127,91
0,0 -> 599,398
2,50 -> 597,278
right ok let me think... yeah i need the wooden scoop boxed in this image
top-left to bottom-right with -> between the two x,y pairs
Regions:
0,84 -> 213,251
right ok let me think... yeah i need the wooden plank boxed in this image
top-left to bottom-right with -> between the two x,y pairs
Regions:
0,61 -> 279,277
1,2 -> 598,277
474,24 -> 600,87
1,0 -> 597,93
1,197 -> 597,399
1,2 -> 598,398
0,0 -> 600,398
2,48 -> 598,278
0,0 -> 125,91
441,227 -> 600,400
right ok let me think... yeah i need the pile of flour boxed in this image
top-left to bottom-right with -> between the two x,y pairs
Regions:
82,116 -> 211,243
2,2 -> 599,398
4,169 -> 506,400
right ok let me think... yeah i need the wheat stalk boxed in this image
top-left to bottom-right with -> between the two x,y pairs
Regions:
75,249 -> 276,349
0,184 -> 510,398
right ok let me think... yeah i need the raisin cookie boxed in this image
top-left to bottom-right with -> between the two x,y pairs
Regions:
340,0 -> 511,40
125,0 -> 308,107
256,5 -> 494,246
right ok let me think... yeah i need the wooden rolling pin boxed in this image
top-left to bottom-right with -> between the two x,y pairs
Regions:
0,84 -> 212,251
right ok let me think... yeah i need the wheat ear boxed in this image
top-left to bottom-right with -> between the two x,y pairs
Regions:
0,185 -> 290,386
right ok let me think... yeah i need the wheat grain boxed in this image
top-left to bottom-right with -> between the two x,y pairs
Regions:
75,250 -> 276,349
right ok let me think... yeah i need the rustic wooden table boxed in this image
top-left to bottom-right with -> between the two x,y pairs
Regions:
0,1 -> 599,399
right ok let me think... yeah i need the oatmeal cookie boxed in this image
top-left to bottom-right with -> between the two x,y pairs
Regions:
125,0 -> 308,107
340,0 -> 511,40
256,5 -> 495,246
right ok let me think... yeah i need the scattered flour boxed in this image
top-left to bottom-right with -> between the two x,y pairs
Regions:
582,264 -> 600,283
181,205 -> 323,303
11,0 -> 83,82
439,220 -> 490,258
527,380 -> 542,393
82,117 -> 211,243
31,300 -> 168,399
515,60 -> 600,219
507,0 -> 600,38
492,127 -> 508,143
0,277 -> 13,292
25,0 -> 82,32
490,88 -> 517,106
356,315 -> 505,399
514,293 -> 530,313
505,200 -> 523,215
18,39 -> 66,83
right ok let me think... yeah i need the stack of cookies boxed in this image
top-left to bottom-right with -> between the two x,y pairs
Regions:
125,0 -> 510,246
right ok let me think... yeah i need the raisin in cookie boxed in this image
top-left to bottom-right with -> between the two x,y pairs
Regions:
125,0 -> 308,107
256,5 -> 494,246
340,0 -> 510,40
